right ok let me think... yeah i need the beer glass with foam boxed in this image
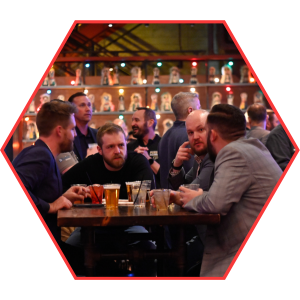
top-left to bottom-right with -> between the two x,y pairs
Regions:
103,184 -> 121,209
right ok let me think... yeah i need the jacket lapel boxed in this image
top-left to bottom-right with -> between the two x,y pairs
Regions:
73,136 -> 83,161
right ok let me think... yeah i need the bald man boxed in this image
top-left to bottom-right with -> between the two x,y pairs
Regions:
167,109 -> 214,276
168,109 -> 214,191
158,92 -> 201,189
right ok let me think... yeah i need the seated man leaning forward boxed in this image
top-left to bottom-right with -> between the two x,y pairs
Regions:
171,104 -> 282,277
12,100 -> 89,274
62,122 -> 153,195
62,123 -> 156,263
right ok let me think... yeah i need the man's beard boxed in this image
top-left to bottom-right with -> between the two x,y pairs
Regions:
103,153 -> 127,170
207,130 -> 217,163
191,142 -> 208,157
60,136 -> 73,153
132,123 -> 149,139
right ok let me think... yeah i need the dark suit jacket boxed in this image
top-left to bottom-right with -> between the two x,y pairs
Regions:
73,126 -> 98,161
168,154 -> 214,192
12,139 -> 63,243
265,124 -> 295,171
158,121 -> 195,189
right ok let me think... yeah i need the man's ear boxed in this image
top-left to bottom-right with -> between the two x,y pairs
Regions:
148,119 -> 155,129
248,117 -> 252,126
210,129 -> 218,142
187,107 -> 193,114
97,145 -> 103,155
55,126 -> 63,137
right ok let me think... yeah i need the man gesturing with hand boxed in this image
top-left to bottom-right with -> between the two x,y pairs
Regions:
168,109 -> 214,192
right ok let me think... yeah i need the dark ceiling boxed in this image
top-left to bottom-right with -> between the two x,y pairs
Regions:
55,23 -> 242,77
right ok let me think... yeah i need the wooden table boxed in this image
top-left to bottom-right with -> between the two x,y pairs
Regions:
58,204 -> 220,277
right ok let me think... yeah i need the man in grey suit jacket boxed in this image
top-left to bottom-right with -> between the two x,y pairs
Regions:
175,104 -> 282,277
246,103 -> 270,145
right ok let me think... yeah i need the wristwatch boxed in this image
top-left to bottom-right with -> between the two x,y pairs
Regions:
171,159 -> 183,170
148,158 -> 154,165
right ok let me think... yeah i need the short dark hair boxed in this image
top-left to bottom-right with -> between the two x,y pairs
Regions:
68,92 -> 87,103
207,104 -> 246,141
137,107 -> 157,130
96,123 -> 126,147
36,99 -> 77,137
247,104 -> 267,122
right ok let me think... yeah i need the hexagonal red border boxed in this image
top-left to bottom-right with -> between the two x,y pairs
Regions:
1,20 -> 299,280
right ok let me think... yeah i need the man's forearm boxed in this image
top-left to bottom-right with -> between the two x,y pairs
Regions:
151,161 -> 160,174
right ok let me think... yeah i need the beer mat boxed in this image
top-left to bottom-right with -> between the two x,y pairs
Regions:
73,203 -> 104,207
101,199 -> 133,206
102,199 -> 129,203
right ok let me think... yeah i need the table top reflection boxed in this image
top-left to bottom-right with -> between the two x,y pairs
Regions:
57,203 -> 220,227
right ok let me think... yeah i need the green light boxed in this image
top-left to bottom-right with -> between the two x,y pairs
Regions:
228,61 -> 234,66
155,88 -> 160,93
157,62 -> 162,67
119,115 -> 124,120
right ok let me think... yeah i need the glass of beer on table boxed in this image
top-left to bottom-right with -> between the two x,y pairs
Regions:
152,189 -> 170,210
89,184 -> 103,204
132,182 -> 147,208
142,180 -> 151,202
103,184 -> 121,209
125,181 -> 140,202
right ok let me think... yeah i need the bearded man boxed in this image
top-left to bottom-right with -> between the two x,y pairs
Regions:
168,109 -> 214,191
61,123 -> 156,276
62,123 -> 153,196
174,104 -> 282,277
127,107 -> 161,187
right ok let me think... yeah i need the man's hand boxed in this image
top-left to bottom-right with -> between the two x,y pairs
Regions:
150,190 -> 179,208
48,196 -> 72,213
63,186 -> 89,203
134,146 -> 150,159
173,141 -> 193,167
169,190 -> 182,206
178,186 -> 203,207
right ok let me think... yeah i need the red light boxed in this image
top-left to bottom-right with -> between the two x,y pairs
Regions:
226,87 -> 231,92
192,62 -> 197,67
71,80 -> 75,85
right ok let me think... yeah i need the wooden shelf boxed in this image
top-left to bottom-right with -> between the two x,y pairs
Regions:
24,111 -> 174,117
39,83 -> 259,90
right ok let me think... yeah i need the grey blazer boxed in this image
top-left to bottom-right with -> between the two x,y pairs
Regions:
184,138 -> 283,277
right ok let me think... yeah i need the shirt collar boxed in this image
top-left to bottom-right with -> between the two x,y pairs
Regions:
75,126 -> 91,137
137,134 -> 158,146
194,154 -> 202,165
